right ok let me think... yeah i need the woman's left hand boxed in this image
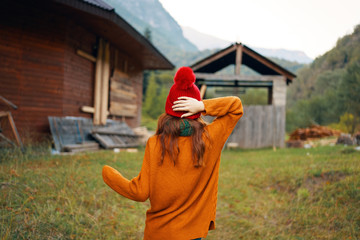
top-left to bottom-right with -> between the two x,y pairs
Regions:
172,96 -> 205,118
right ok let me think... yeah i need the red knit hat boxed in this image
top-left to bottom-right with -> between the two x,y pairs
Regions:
165,66 -> 201,119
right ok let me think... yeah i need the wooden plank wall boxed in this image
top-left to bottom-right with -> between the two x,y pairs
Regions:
0,3 -> 96,139
108,49 -> 143,128
127,71 -> 143,128
0,2 -> 145,139
109,70 -> 138,117
0,4 -> 65,138
227,105 -> 286,148
63,20 -> 96,118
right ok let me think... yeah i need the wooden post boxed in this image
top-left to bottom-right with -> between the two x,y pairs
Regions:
200,85 -> 207,99
7,112 -> 23,149
235,44 -> 242,75
100,41 -> 110,125
94,38 -> 104,125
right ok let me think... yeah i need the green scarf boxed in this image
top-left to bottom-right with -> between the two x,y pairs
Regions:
179,119 -> 193,136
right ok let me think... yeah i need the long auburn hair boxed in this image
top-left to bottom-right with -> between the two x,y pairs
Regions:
155,113 -> 209,168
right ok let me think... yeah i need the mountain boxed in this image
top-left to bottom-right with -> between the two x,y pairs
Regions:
182,26 -> 313,64
103,0 -> 310,68
252,47 -> 313,64
182,26 -> 232,51
103,0 -> 198,57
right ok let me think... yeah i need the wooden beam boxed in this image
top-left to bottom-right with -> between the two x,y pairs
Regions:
109,102 -> 137,117
200,85 -> 207,99
110,88 -> 137,101
81,106 -> 109,115
195,73 -> 284,82
242,47 -> 294,80
235,45 -> 243,75
215,89 -> 246,94
0,96 -> 17,109
0,133 -> 16,147
94,38 -> 104,125
76,49 -> 96,62
192,45 -> 237,71
0,111 -> 23,149
7,112 -> 23,148
100,41 -> 110,125
197,80 -> 273,88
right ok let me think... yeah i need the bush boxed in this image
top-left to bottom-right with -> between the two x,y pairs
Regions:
329,113 -> 360,133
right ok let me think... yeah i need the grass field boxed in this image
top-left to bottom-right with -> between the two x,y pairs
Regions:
1,144 -> 359,239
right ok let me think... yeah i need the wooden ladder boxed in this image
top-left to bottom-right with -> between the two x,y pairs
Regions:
0,96 -> 24,150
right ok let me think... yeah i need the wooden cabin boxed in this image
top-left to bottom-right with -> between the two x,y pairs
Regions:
0,0 -> 174,141
191,43 -> 296,148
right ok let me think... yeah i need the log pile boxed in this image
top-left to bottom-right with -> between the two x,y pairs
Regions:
289,125 -> 341,141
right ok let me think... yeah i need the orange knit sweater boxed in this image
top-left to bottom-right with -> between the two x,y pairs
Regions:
102,97 -> 243,240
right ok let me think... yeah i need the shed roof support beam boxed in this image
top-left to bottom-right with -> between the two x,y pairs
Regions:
242,47 -> 294,81
196,79 -> 273,87
235,44 -> 242,75
192,45 -> 237,72
195,73 -> 284,82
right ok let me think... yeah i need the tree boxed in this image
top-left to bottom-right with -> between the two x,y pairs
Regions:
144,27 -> 152,42
337,61 -> 360,133
142,73 -> 158,118
142,72 -> 172,119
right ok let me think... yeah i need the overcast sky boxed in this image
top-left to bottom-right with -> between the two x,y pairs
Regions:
159,0 -> 360,59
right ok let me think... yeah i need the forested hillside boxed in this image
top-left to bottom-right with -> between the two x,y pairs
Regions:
103,0 -> 198,57
286,24 -> 360,133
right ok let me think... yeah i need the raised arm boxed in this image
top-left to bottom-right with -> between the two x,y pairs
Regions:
202,96 -> 243,145
172,96 -> 243,147
102,142 -> 151,202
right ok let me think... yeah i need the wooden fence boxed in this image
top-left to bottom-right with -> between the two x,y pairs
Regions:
227,105 -> 286,148
204,105 -> 286,148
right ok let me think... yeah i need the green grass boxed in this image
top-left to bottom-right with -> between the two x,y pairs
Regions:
1,145 -> 359,239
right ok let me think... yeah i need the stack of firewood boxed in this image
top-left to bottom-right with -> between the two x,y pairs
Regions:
289,125 -> 341,140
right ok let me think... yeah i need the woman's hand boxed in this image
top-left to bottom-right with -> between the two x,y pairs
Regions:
172,96 -> 205,118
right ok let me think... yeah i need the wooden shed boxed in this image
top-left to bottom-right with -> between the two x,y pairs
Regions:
191,43 -> 296,148
0,0 -> 174,141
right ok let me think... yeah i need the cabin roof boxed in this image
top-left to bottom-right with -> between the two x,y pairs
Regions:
82,0 -> 114,11
53,0 -> 174,70
191,43 -> 296,83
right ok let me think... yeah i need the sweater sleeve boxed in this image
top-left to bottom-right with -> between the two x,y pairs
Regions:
202,96 -> 243,146
102,142 -> 151,202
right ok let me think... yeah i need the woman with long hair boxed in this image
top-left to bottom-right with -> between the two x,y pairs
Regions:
102,67 -> 243,240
